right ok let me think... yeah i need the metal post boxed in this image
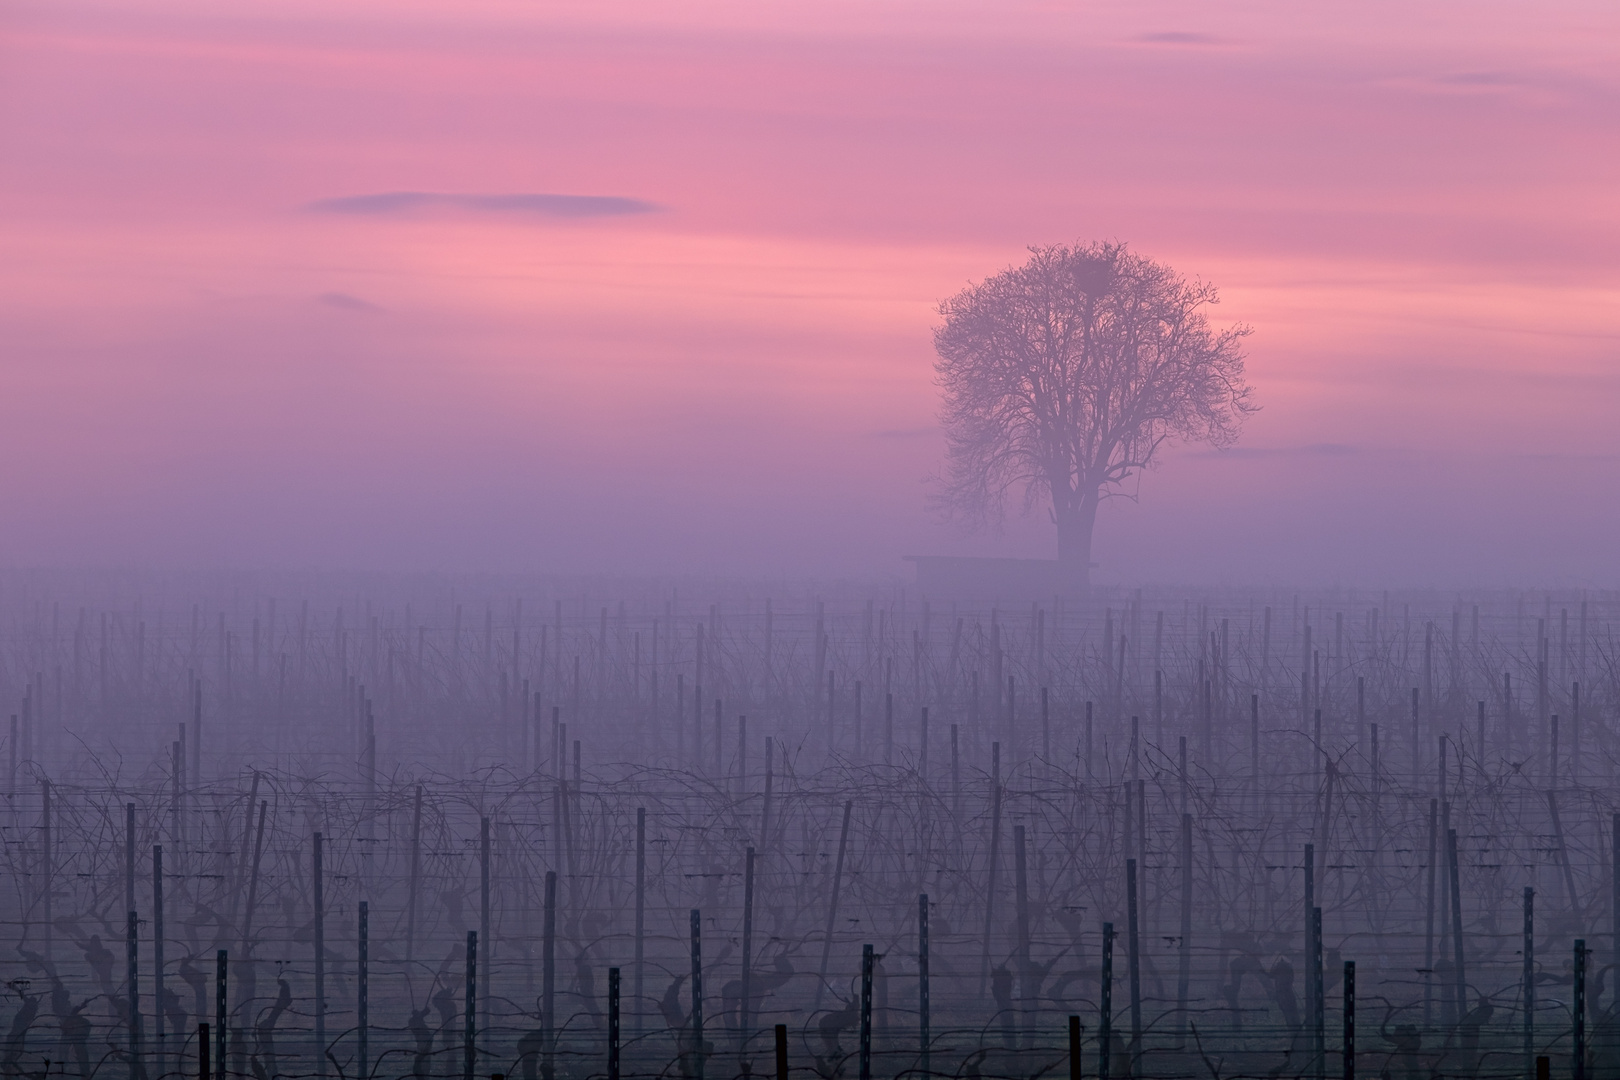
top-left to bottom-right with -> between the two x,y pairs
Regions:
128,909 -> 143,1080
358,902 -> 369,1080
1574,940 -> 1586,1080
1099,922 -> 1114,1080
543,871 -> 556,1080
198,1023 -> 210,1080
691,909 -> 705,1080
1069,1015 -> 1082,1080
1343,961 -> 1355,1080
859,944 -> 874,1080
608,967 -> 621,1080
214,950 -> 226,1079
774,1025 -> 788,1080
313,832 -> 325,1077
741,847 -> 755,1062
918,893 -> 930,1078
464,930 -> 477,1080
1524,887 -> 1535,1080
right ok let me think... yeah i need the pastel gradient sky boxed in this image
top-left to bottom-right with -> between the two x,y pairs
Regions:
3,0 -> 1618,584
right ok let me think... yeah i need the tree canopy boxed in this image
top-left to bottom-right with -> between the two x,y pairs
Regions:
931,241 -> 1255,585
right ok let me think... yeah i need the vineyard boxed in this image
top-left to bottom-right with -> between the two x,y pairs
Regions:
1,579 -> 1615,1080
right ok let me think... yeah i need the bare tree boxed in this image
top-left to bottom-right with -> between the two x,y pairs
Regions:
931,241 -> 1255,586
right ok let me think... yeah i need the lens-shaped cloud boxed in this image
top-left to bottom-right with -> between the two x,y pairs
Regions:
304,192 -> 661,217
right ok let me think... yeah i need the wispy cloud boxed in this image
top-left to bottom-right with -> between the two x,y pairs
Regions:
1194,443 -> 1358,459
304,192 -> 661,217
1133,31 -> 1218,45
318,291 -> 382,312
1435,71 -> 1513,86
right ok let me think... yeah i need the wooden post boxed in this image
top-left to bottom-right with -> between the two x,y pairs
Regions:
1312,907 -> 1325,1080
153,844 -> 165,1065
406,785 -> 422,964
761,740 -> 774,852
1447,829 -> 1466,1015
125,802 -> 136,918
740,847 -> 755,1062
1014,824 -> 1032,1045
814,802 -> 854,1011
885,690 -> 894,765
242,801 -> 267,949
127,909 -> 142,1080
480,817 -> 491,1039
1126,859 -> 1141,1062
314,832 -> 326,1078
979,745 -> 1002,995
1424,800 -> 1437,1024
635,807 -> 646,1037
1178,813 -> 1192,1035
1524,887 -> 1535,1080
1041,687 -> 1050,761
919,893 -> 930,1079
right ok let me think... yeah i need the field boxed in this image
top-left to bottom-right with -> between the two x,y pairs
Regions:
1,576 -> 1614,1080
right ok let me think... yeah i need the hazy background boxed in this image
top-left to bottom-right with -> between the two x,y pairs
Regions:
3,0 -> 1617,586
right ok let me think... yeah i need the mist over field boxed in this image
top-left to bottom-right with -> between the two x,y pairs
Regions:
2,4 -> 1620,1080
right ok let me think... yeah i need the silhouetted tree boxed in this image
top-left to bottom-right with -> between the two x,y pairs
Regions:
932,241 -> 1254,585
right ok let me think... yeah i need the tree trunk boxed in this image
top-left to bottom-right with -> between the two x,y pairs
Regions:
1055,489 -> 1101,589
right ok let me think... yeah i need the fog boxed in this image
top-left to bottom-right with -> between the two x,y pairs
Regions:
4,0 -> 1619,583
3,1 -> 1620,1078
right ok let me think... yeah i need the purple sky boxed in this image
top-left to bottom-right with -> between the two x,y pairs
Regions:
2,0 -> 1618,584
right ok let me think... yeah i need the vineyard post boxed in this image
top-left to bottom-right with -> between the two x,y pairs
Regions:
314,832 -> 325,1077
814,801 -> 854,1011
543,870 -> 556,1080
608,967 -> 621,1080
740,846 -> 755,1063
1343,961 -> 1355,1080
464,930 -> 477,1080
1126,860 -> 1141,1066
215,951 -> 226,1079
358,901 -> 368,1080
918,893 -> 930,1079
635,808 -> 646,1037
691,909 -> 705,1080
859,944 -> 874,1080
1099,922 -> 1113,1080
154,844 -> 165,1069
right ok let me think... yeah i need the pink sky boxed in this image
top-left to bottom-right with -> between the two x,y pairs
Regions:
2,0 -> 1618,584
